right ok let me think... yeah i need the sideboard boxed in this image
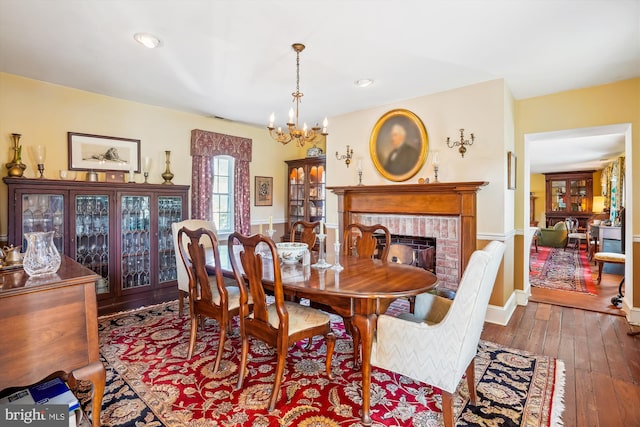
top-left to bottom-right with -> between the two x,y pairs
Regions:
0,256 -> 105,426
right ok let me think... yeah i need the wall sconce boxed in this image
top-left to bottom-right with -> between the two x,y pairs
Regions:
446,128 -> 475,158
336,145 -> 354,167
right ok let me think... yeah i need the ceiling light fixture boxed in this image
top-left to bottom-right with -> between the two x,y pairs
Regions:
267,43 -> 328,147
133,32 -> 161,49
355,79 -> 374,88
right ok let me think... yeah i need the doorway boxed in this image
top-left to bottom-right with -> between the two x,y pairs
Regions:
523,123 -> 632,315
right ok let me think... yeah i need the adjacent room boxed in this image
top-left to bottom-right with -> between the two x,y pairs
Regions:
1,1 -> 638,426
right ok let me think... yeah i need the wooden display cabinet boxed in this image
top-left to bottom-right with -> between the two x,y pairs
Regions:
544,171 -> 594,229
284,157 -> 326,239
4,177 -> 189,314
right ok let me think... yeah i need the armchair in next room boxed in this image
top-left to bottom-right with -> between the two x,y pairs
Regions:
537,221 -> 568,248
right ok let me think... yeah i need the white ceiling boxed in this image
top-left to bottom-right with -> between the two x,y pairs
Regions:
0,0 -> 637,172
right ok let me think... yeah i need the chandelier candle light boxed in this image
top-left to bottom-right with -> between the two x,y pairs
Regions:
267,43 -> 328,147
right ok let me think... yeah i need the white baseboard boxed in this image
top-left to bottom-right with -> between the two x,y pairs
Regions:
515,288 -> 530,305
485,291 -> 518,326
623,299 -> 640,326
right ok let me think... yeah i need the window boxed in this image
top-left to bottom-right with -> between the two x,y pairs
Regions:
212,155 -> 234,233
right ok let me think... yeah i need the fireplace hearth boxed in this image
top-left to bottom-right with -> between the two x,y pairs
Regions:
331,182 -> 487,291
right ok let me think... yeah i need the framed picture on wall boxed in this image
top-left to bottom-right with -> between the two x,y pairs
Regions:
508,151 -> 517,190
369,109 -> 428,182
68,132 -> 141,172
255,176 -> 273,206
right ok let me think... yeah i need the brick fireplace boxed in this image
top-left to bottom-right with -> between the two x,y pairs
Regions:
330,182 -> 487,291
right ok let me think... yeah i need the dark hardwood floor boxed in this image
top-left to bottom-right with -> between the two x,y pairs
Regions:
482,302 -> 640,426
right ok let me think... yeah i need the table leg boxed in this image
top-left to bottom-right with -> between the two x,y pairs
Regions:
72,361 -> 106,427
352,312 -> 376,425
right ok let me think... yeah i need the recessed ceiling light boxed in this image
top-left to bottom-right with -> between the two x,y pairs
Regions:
134,32 -> 161,49
355,79 -> 374,88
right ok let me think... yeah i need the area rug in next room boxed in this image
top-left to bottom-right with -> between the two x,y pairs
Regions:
78,301 -> 565,427
530,246 -> 598,294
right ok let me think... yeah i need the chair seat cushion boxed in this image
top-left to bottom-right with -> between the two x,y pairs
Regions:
568,232 -> 587,239
593,252 -> 625,263
264,302 -> 331,335
207,280 -> 244,309
401,292 -> 453,325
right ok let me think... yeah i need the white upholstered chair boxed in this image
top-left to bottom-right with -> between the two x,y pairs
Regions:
371,241 -> 505,427
172,219 -> 218,316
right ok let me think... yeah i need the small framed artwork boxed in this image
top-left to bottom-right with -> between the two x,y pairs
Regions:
255,176 -> 273,206
508,151 -> 517,190
369,109 -> 428,182
68,132 -> 141,172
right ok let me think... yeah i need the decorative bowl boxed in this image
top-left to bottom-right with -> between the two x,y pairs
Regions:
275,242 -> 308,264
59,170 -> 77,180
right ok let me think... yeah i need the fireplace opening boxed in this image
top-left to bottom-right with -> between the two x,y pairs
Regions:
374,234 -> 436,272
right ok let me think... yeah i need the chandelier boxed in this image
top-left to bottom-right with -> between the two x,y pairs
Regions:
267,43 -> 328,147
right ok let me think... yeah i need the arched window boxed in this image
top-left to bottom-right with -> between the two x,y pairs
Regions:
190,129 -> 252,235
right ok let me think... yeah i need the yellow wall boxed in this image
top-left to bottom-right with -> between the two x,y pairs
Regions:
530,173 -> 545,225
325,79 -> 516,307
515,78 -> 639,309
0,72 -> 297,237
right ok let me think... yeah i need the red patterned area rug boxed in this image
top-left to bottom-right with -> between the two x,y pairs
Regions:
530,246 -> 598,294
78,301 -> 565,427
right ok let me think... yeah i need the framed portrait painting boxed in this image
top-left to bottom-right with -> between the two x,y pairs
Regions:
369,109 -> 428,182
255,176 -> 273,206
68,132 -> 141,172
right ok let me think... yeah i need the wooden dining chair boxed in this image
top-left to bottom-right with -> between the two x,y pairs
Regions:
343,223 -> 391,260
290,220 -> 320,250
176,227 -> 243,370
172,219 -> 217,316
340,223 -> 391,364
228,232 -> 335,411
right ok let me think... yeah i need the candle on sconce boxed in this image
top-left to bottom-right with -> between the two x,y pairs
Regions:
269,216 -> 273,231
268,112 -> 275,128
357,159 -> 363,171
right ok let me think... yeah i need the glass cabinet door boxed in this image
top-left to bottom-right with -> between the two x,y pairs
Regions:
569,178 -> 588,212
75,194 -> 110,294
550,180 -> 566,211
308,164 -> 325,223
158,196 -> 183,284
121,195 -> 151,290
22,194 -> 64,253
288,166 -> 305,229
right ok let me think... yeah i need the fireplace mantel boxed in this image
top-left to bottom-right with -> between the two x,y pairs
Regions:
330,182 -> 488,278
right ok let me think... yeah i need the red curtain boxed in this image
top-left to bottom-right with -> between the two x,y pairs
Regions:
190,129 -> 252,234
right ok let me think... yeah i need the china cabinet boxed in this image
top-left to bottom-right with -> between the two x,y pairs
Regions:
284,157 -> 326,239
4,178 -> 188,314
544,171 -> 594,229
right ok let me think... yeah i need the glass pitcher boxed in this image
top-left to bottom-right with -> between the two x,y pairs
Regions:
23,231 -> 61,276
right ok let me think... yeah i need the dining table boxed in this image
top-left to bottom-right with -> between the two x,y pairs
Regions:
211,244 -> 438,424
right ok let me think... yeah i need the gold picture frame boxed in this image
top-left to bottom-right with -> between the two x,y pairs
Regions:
369,109 -> 428,182
255,176 -> 273,206
508,151 -> 517,190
